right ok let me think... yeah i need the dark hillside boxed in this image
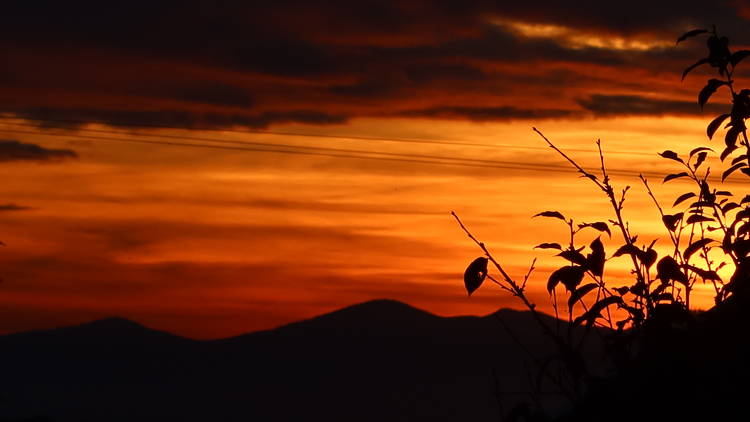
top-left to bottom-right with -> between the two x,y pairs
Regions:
0,300 -> 606,422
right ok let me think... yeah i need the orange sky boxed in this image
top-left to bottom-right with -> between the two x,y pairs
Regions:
1,2 -> 749,338
0,115 -> 745,338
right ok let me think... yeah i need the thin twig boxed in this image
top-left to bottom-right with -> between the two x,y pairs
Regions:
451,211 -> 567,350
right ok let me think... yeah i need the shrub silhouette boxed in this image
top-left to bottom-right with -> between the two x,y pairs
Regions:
455,27 -> 750,421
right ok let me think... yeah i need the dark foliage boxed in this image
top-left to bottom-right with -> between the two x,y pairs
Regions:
455,27 -> 750,420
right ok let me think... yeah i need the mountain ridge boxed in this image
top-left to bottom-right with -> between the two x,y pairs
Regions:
0,298 -> 553,341
0,299 -> 598,422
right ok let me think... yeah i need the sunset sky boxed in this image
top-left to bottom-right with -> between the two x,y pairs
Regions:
2,1 -> 750,338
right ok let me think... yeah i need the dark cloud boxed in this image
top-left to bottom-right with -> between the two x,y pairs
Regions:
403,63 -> 488,84
578,94 -> 728,117
1,1 -> 748,128
402,25 -> 628,67
0,203 -> 30,211
2,1 -> 744,48
0,139 -> 77,162
14,108 -> 347,130
169,83 -> 254,108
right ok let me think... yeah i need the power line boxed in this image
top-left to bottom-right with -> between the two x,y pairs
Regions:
0,122 -> 584,171
0,128 -> 585,173
1,115 -> 657,157
0,127 -> 672,179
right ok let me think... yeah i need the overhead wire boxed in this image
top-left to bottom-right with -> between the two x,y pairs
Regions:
0,127 -> 607,175
0,123 -> 590,171
0,125 -> 677,179
2,115 -> 657,157
0,115 -> 728,182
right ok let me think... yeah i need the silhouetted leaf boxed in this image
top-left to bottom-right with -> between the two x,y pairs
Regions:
716,190 -> 733,196
676,29 -> 708,44
612,244 -> 640,258
737,208 -> 750,220
568,283 -> 598,309
686,214 -> 714,224
640,248 -> 658,269
610,244 -> 656,268
659,150 -> 684,163
614,286 -> 629,295
558,249 -> 588,266
699,79 -> 729,109
662,213 -> 684,232
721,144 -> 738,161
686,265 -> 721,281
587,237 -> 605,277
725,126 -> 742,148
651,293 -> 674,302
722,227 -> 735,253
742,195 -> 750,204
722,162 -> 746,181
534,242 -> 562,250
630,281 -> 647,297
684,238 -> 715,260
731,50 -> 750,67
547,265 -> 585,293
723,202 -> 740,214
663,172 -> 689,183
651,281 -> 669,296
732,239 -> 750,257
690,146 -> 714,157
464,257 -> 488,296
656,256 -> 688,285
737,221 -> 750,238
673,192 -> 696,207
579,221 -> 611,237
533,211 -> 566,221
707,114 -> 730,139
693,151 -> 708,170
689,201 -> 715,208
731,154 -> 748,165
682,58 -> 710,80
573,296 -> 622,328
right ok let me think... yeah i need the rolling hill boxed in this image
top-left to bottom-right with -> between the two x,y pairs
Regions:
0,300 -> 606,422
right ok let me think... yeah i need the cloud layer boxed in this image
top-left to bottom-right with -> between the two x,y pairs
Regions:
0,139 -> 77,162
2,1 -> 748,128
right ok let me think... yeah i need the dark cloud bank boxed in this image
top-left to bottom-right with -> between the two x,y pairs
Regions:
0,139 -> 77,162
0,203 -> 30,212
2,1 -> 748,129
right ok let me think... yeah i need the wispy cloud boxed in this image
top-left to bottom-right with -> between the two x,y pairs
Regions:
578,94 -> 727,116
0,203 -> 31,211
0,139 -> 76,162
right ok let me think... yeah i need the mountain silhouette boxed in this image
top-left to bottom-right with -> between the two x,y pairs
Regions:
0,300 -> 606,422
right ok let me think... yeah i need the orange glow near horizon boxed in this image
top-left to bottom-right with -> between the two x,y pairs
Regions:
0,114 -> 742,338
